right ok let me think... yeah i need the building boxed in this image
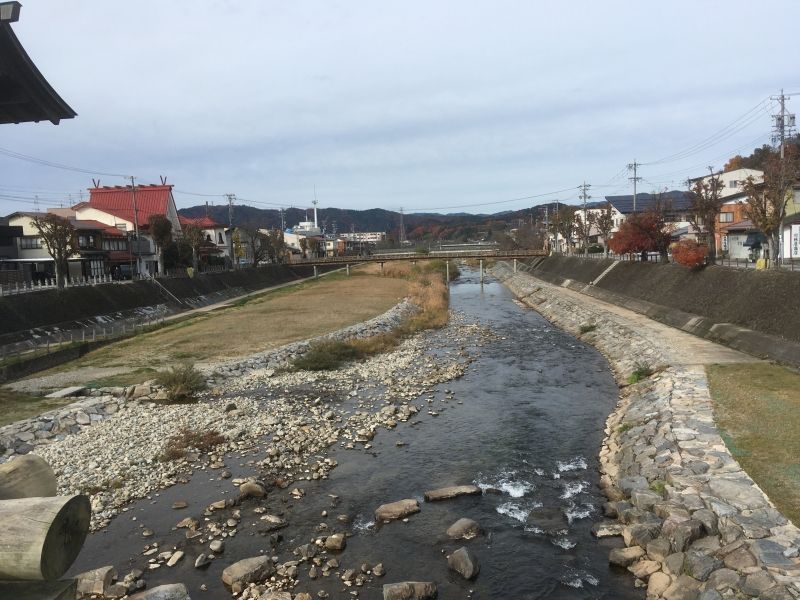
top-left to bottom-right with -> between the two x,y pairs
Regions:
339,231 -> 386,244
4,211 -> 127,281
689,168 -> 763,199
179,215 -> 229,260
74,184 -> 182,276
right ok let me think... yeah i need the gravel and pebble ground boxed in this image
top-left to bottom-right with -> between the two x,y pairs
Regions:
14,299 -> 495,599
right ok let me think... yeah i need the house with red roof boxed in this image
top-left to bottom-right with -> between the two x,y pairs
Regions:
74,184 -> 182,276
178,215 -> 230,260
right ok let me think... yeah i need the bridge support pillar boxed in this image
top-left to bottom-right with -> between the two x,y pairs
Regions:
480,259 -> 484,284
346,264 -> 350,276
446,261 -> 449,286
380,262 -> 384,276
513,258 -> 517,273
314,266 -> 318,279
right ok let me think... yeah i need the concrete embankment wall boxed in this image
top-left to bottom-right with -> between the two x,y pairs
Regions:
0,264 -> 332,338
494,264 -> 800,598
521,256 -> 800,366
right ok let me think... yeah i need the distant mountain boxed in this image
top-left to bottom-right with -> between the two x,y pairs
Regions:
178,201 -> 572,243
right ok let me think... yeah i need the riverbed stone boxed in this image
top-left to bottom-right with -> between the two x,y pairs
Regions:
423,485 -> 481,501
448,546 -> 479,580
325,533 -> 346,551
705,568 -> 740,592
221,556 -> 274,593
375,499 -> 420,522
662,574 -> 701,600
647,571 -> 672,597
446,517 -> 482,540
128,584 -> 190,600
740,570 -> 775,596
239,480 -> 267,498
75,565 -> 117,596
382,581 -> 437,600
647,537 -> 672,562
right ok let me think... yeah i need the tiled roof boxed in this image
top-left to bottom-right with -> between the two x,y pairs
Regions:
71,219 -> 125,236
605,190 -> 693,215
83,185 -> 174,226
179,215 -> 223,228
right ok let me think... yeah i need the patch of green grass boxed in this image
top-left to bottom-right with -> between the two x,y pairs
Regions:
291,340 -> 364,371
155,364 -> 207,403
579,324 -> 597,334
707,362 -> 800,525
85,367 -> 158,389
618,422 -> 633,434
628,361 -> 654,385
0,388 -> 75,427
649,480 -> 666,496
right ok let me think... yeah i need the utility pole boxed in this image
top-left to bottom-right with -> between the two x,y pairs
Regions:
279,208 -> 285,231
579,181 -> 592,254
770,89 -> 796,264
225,193 -> 236,269
628,160 -> 642,213
399,208 -> 406,246
129,176 -> 140,276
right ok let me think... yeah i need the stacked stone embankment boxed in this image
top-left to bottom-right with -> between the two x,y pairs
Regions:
518,255 -> 800,366
494,263 -> 800,599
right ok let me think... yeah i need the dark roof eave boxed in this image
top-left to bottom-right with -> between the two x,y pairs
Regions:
0,21 -> 77,125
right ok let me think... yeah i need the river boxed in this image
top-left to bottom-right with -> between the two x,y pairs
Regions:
69,268 -> 642,599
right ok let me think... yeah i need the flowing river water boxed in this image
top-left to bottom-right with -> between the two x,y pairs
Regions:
70,269 -> 643,599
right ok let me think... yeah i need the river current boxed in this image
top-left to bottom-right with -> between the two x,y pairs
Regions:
71,269 -> 642,599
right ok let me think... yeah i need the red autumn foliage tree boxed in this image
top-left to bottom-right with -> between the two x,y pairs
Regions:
671,239 -> 708,269
608,209 -> 672,260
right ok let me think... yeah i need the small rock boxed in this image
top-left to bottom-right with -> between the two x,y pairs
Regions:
448,547 -> 479,580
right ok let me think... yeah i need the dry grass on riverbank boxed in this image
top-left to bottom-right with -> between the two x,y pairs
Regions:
707,362 -> 800,524
8,270 -> 407,391
292,262 -> 450,371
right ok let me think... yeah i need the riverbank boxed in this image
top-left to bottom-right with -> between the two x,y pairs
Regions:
493,263 -> 800,598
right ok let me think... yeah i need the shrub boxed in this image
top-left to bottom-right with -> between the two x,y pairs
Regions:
159,427 -> 226,461
291,340 -> 364,371
628,361 -> 654,384
672,240 -> 708,269
579,323 -> 597,334
156,364 -> 207,403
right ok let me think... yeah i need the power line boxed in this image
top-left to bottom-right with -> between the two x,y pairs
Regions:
0,146 -> 129,178
403,186 -> 579,212
642,98 -> 773,166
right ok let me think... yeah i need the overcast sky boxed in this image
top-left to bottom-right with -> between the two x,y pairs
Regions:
2,1 -> 797,216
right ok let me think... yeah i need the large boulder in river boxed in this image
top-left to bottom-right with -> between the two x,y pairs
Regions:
448,547 -> 479,580
222,556 -> 274,593
375,499 -> 420,522
383,581 -> 438,600
129,584 -> 190,600
446,518 -> 483,540
424,485 -> 481,502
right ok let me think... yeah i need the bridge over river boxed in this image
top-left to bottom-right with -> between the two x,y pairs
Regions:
292,248 -> 547,268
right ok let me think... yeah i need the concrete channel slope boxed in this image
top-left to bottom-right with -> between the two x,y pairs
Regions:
494,262 -> 800,599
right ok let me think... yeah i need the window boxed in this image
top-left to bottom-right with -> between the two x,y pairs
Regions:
719,212 -> 734,223
102,239 -> 128,251
729,180 -> 738,188
218,232 -> 224,244
20,236 -> 42,249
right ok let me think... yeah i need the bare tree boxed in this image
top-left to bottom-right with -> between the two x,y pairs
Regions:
299,237 -> 309,259
594,203 -> 615,255
183,225 -> 204,272
265,229 -> 286,263
742,146 -> 800,267
573,211 -> 593,255
238,225 -> 268,266
31,214 -> 78,289
689,168 -> 725,261
148,215 -> 173,275
550,206 -> 576,253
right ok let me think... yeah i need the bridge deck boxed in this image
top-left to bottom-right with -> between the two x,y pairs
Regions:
291,250 -> 547,267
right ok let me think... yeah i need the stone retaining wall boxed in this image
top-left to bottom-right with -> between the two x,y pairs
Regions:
494,264 -> 800,599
